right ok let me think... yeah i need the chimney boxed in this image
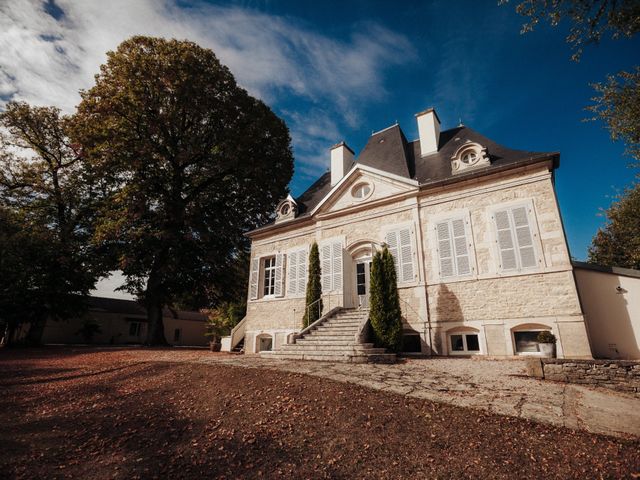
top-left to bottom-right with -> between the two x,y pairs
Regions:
330,141 -> 354,186
415,108 -> 441,157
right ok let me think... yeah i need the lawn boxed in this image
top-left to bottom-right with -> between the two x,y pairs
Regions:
1,347 -> 639,479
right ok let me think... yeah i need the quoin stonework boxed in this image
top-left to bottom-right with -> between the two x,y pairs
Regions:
224,107 -> 601,359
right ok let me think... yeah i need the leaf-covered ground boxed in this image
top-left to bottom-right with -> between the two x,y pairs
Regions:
1,347 -> 639,479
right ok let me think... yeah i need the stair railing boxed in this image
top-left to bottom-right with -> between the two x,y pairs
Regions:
229,315 -> 248,351
305,292 -> 340,329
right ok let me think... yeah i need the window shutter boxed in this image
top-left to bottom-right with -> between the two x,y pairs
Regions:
287,251 -> 298,296
321,244 -> 332,292
436,221 -> 455,278
495,209 -> 518,271
274,253 -> 285,297
399,228 -> 415,283
298,249 -> 308,295
249,257 -> 260,300
385,230 -> 401,279
331,242 -> 343,291
512,206 -> 537,268
452,219 -> 471,275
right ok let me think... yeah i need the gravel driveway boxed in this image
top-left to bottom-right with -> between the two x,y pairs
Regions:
203,354 -> 640,438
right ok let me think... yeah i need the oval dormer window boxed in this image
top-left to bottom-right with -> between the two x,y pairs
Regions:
351,183 -> 372,200
461,151 -> 478,165
280,203 -> 290,216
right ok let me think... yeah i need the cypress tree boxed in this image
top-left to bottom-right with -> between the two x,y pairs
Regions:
302,242 -> 322,327
369,250 -> 385,347
382,248 -> 403,352
369,247 -> 403,351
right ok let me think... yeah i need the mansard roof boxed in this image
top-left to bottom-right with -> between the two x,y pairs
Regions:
248,123 -> 558,235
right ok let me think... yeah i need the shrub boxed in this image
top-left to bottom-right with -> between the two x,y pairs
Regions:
203,301 -> 246,343
537,330 -> 557,344
369,247 -> 403,351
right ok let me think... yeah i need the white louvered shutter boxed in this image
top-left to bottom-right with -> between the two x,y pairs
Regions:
451,219 -> 471,275
274,253 -> 285,297
436,221 -> 455,278
399,228 -> 415,283
331,242 -> 343,291
495,209 -> 518,271
287,251 -> 298,296
321,244 -> 332,292
249,257 -> 260,300
512,206 -> 537,268
298,249 -> 308,295
385,230 -> 401,279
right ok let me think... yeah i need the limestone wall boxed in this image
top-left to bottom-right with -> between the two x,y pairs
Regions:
530,358 -> 640,395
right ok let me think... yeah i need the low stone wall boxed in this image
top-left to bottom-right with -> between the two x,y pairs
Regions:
526,358 -> 640,395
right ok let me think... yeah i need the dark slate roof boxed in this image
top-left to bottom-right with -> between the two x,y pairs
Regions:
248,123 -> 557,235
87,296 -> 207,322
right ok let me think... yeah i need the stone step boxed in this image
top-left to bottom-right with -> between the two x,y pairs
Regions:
280,344 -> 387,353
300,334 -> 355,341
266,352 -> 396,363
314,326 -> 360,332
295,339 -> 357,346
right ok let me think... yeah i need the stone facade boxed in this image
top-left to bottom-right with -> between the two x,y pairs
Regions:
241,162 -> 592,358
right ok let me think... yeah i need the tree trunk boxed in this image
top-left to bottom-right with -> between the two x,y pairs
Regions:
25,316 -> 46,346
146,298 -> 168,346
145,266 -> 168,346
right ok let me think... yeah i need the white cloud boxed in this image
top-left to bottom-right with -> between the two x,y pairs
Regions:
0,0 -> 414,176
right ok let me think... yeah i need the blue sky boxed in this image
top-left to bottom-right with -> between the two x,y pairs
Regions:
1,0 -> 638,262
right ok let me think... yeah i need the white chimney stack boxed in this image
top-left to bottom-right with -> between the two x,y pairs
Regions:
330,141 -> 354,186
415,108 -> 441,157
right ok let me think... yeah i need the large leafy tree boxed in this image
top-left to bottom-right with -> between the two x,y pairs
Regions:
72,36 -> 293,345
0,103 -> 104,344
588,183 -> 640,269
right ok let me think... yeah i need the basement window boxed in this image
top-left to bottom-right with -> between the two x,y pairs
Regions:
449,333 -> 480,354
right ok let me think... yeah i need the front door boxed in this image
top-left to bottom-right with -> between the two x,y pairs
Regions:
356,260 -> 372,308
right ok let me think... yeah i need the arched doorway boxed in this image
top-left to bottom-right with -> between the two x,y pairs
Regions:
345,239 -> 380,309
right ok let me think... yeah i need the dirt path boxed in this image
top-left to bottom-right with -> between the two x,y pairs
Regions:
1,347 -> 639,479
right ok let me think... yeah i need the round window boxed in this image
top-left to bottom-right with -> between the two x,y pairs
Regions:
280,203 -> 290,216
351,183 -> 371,200
461,151 -> 478,164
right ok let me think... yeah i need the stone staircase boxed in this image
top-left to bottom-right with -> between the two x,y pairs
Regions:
264,308 -> 396,363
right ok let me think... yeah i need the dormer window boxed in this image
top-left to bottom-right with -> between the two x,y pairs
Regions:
461,151 -> 478,165
275,195 -> 297,223
351,182 -> 372,200
451,142 -> 490,174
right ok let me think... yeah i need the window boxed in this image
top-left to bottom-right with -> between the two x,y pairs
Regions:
385,227 -> 415,283
287,249 -> 308,297
461,151 -> 478,164
263,257 -> 276,296
173,328 -> 181,342
449,333 -> 480,353
513,330 -> 553,354
249,253 -> 285,300
321,241 -> 343,292
493,204 -> 538,272
436,217 -> 473,279
351,182 -> 372,200
451,143 -> 490,173
128,322 -> 141,337
257,335 -> 273,352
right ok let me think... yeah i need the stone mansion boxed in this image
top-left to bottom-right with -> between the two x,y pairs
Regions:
227,108 -> 595,360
